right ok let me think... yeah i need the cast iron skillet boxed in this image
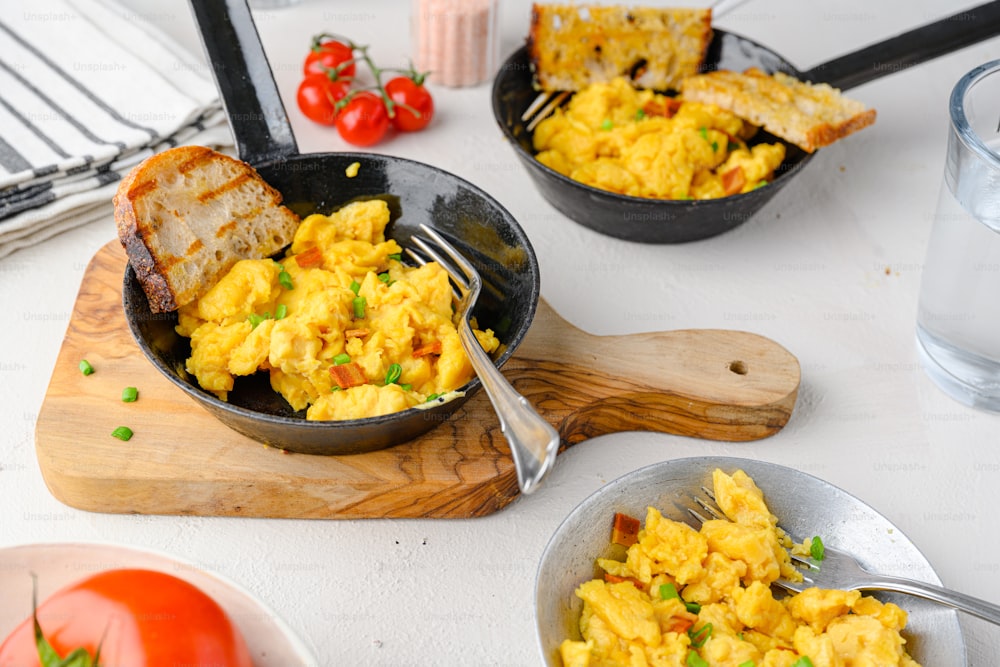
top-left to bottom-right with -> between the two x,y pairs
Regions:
492,1 -> 1000,243
122,0 -> 541,455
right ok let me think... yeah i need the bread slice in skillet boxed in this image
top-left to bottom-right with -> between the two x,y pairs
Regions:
528,4 -> 713,92
114,146 -> 300,313
680,67 -> 877,153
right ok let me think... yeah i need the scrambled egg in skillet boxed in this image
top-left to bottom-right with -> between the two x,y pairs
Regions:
559,469 -> 921,667
176,199 -> 500,421
532,77 -> 786,200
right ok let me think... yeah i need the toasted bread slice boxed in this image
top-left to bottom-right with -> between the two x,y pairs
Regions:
528,4 -> 713,92
680,68 -> 877,153
114,146 -> 300,313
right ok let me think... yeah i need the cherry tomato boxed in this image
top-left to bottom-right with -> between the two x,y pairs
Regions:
297,72 -> 351,125
303,37 -> 355,78
385,76 -> 434,132
335,92 -> 390,146
0,569 -> 253,667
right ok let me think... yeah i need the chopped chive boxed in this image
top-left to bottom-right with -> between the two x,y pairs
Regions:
349,280 -> 361,295
686,651 -> 708,667
738,662 -> 755,667
385,363 -> 402,385
790,659 -> 815,667
635,108 -> 646,121
333,353 -> 351,365
600,118 -> 613,131
111,426 -> 133,441
378,272 -> 394,286
399,383 -> 412,391
688,623 -> 712,649
426,393 -> 441,402
248,313 -> 267,329
659,583 -> 679,601
331,386 -> 342,392
278,270 -> 294,290
79,359 -> 95,376
698,126 -> 708,140
352,295 -> 366,318
810,536 -> 825,561
711,140 -> 719,152
752,179 -> 768,190
684,600 -> 702,614
275,303 -> 288,320
388,253 -> 402,261
121,386 -> 138,403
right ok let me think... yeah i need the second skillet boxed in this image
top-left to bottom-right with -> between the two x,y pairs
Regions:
492,1 -> 1000,243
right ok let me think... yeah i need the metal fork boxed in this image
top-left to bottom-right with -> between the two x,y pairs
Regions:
688,490 -> 1000,625
407,224 -> 560,495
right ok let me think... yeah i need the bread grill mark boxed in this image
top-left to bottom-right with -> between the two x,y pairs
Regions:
198,172 -> 253,203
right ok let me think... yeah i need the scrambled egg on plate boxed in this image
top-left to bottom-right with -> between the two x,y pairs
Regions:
559,469 -> 921,667
176,199 -> 500,421
533,77 -> 785,200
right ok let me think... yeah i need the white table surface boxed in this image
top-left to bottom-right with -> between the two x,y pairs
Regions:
3,0 -> 1000,663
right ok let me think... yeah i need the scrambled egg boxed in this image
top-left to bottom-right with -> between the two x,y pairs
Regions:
559,469 -> 921,667
533,77 -> 785,200
176,199 -> 500,421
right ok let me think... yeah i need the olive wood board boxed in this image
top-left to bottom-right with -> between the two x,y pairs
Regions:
35,241 -> 801,519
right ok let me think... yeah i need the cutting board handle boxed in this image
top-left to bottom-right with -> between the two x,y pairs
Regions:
509,300 -> 800,444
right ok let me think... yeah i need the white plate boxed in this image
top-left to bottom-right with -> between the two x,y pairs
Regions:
535,456 -> 966,666
0,542 -> 318,667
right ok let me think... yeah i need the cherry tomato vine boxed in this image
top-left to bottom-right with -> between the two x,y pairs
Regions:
296,34 -> 434,146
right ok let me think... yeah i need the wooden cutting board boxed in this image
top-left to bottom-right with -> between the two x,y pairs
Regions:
35,241 -> 800,519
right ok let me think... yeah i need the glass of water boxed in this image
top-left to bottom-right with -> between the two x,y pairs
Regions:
917,59 -> 1000,411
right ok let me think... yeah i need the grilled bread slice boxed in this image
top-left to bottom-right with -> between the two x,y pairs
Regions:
528,4 -> 713,92
680,68 -> 877,153
114,145 -> 300,313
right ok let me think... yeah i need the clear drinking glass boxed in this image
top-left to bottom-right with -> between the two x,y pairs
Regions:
916,59 -> 1000,411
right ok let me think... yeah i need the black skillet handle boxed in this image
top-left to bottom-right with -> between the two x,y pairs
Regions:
187,0 -> 299,165
800,1 -> 1000,90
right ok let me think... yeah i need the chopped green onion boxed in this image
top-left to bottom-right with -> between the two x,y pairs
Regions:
688,623 -> 712,649
810,536 -> 825,561
331,386 -> 342,392
426,393 -> 441,402
659,583 -> 679,601
121,386 -> 138,403
634,108 -> 646,121
275,303 -> 288,320
79,359 -> 94,376
790,658 -> 815,667
684,600 -> 702,614
600,118 -> 613,131
333,353 -> 351,365
111,426 -> 133,441
248,313 -> 267,329
686,651 -> 708,667
353,295 -> 366,319
388,253 -> 402,261
698,126 -> 708,140
711,140 -> 719,152
349,280 -> 361,295
752,179 -> 768,190
738,662 -> 755,667
378,272 -> 394,286
278,270 -> 294,290
385,363 -> 402,385
399,383 -> 412,391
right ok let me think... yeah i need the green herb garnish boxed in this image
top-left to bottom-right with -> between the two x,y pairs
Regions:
121,386 -> 138,403
79,359 -> 94,376
600,118 -> 613,131
810,536 -> 825,561
385,363 -> 402,385
275,303 -> 288,320
333,353 -> 351,365
686,651 -> 708,667
688,623 -> 712,649
349,280 -> 361,295
278,270 -> 294,290
353,295 -> 366,319
111,426 -> 133,441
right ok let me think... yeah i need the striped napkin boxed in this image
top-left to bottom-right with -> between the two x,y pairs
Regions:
0,0 -> 234,258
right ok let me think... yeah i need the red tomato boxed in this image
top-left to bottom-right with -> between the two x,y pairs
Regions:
0,569 -> 253,667
335,92 -> 390,146
385,76 -> 434,132
297,72 -> 351,125
303,38 -> 355,78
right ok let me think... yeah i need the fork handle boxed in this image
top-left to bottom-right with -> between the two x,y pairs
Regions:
860,575 -> 1000,625
459,325 -> 560,496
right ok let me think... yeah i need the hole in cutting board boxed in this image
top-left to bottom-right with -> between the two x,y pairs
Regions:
729,360 -> 748,375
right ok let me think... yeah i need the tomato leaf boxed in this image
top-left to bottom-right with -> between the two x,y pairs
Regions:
31,574 -> 101,667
